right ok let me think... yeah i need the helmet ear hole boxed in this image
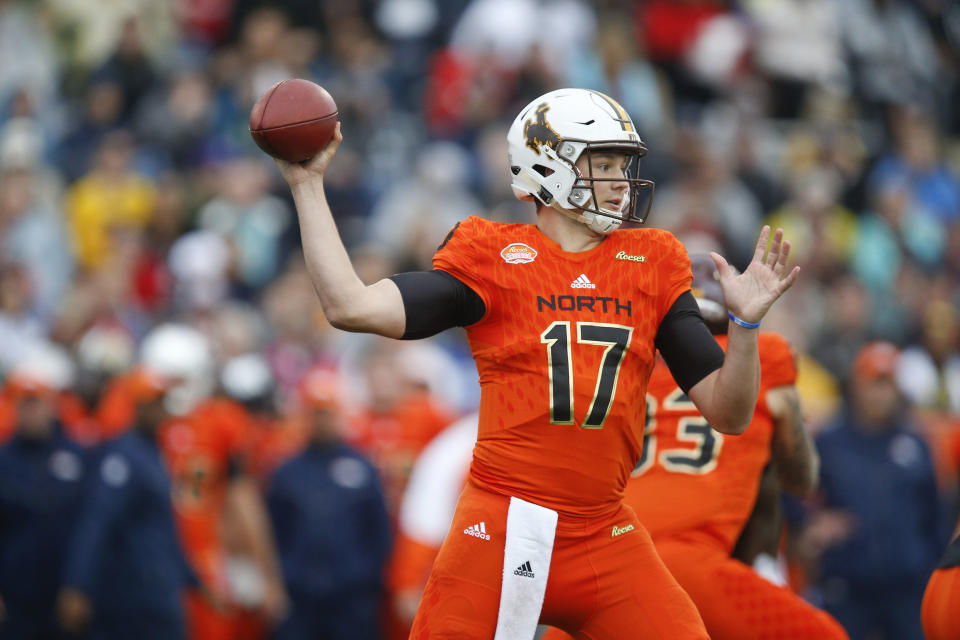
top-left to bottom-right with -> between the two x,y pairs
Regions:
532,164 -> 553,177
558,142 -> 578,159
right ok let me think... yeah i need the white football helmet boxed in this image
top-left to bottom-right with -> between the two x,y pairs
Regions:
140,323 -> 214,415
507,88 -> 654,234
220,353 -> 275,411
7,340 -> 76,392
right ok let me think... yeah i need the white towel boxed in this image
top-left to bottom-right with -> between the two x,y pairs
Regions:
494,496 -> 559,640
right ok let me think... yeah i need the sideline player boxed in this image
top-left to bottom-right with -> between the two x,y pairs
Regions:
274,88 -> 799,638
544,255 -> 847,640
140,325 -> 288,639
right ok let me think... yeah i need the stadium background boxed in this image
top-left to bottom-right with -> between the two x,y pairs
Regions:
0,0 -> 958,638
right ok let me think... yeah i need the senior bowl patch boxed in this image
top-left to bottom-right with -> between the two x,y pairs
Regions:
500,243 -> 538,264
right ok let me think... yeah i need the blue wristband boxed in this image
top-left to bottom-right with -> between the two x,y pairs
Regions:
728,311 -> 761,329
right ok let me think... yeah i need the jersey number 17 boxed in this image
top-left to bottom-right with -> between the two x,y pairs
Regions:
540,321 -> 633,429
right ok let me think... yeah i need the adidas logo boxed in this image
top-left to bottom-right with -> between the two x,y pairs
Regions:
611,524 -> 635,538
571,274 -> 596,289
463,522 -> 491,540
513,561 -> 535,578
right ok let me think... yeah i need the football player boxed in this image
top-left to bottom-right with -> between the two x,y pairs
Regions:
141,325 -> 288,640
543,255 -> 847,640
274,88 -> 798,638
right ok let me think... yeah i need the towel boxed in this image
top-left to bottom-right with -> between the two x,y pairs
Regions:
494,496 -> 559,640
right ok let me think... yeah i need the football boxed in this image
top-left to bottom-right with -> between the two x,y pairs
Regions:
249,79 -> 339,163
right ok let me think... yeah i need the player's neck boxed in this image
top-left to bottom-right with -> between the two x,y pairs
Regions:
536,207 -> 605,253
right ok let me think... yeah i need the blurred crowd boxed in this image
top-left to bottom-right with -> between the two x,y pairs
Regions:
0,0 -> 958,639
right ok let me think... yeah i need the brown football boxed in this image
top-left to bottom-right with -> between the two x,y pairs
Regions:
249,79 -> 339,163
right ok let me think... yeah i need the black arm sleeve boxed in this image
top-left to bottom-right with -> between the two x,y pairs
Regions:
654,291 -> 725,394
388,270 -> 486,340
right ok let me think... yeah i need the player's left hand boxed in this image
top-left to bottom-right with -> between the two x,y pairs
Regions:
710,226 -> 800,324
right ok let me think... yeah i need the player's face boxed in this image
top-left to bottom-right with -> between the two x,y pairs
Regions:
309,406 -> 341,444
853,376 -> 901,427
575,151 -> 630,212
17,393 -> 57,440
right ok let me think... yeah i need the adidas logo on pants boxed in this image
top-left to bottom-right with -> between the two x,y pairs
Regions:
464,522 -> 491,540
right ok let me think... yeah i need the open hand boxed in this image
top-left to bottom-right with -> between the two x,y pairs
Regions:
274,122 -> 343,188
710,226 -> 800,324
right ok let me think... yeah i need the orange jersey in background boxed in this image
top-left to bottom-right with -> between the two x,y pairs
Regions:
0,390 -> 16,442
58,393 -> 106,445
626,333 -> 796,554
350,391 -> 454,515
160,397 -> 251,582
434,216 -> 690,518
246,415 -> 308,484
160,397 -> 253,640
94,372 -> 150,439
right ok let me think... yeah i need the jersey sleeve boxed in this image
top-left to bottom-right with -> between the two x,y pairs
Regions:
432,217 -> 492,315
96,375 -> 137,439
759,333 -> 798,390
654,231 -> 693,322
196,399 -> 253,475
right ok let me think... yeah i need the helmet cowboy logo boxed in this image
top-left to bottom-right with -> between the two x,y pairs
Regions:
523,103 -> 562,154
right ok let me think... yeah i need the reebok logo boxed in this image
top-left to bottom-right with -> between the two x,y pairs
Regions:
514,561 -> 535,578
571,274 -> 596,289
611,524 -> 635,538
615,251 -> 645,263
463,522 -> 491,540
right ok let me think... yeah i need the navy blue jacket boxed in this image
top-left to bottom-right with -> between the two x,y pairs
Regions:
0,427 -> 88,614
815,411 -> 947,589
267,442 -> 392,600
62,430 -> 197,617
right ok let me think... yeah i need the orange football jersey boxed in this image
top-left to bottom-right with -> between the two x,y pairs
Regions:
625,333 -> 797,553
94,372 -> 145,439
58,393 -> 109,445
350,391 -> 454,515
434,216 -> 691,517
246,415 -> 307,483
159,397 -> 252,581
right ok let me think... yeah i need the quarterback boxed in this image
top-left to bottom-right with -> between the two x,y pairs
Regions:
276,88 -> 798,638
